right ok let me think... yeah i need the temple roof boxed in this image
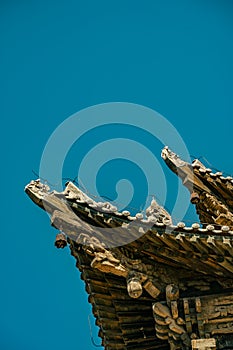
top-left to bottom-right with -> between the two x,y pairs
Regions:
25,147 -> 233,350
162,146 -> 233,227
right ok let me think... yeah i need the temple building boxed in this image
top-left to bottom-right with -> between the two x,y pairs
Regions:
25,147 -> 233,350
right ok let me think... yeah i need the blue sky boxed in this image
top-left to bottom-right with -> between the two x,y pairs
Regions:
1,1 -> 233,349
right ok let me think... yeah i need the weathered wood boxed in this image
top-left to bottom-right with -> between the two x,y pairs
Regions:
25,145 -> 233,350
191,338 -> 216,350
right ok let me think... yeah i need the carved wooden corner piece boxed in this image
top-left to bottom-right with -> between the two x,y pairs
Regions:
91,250 -> 127,278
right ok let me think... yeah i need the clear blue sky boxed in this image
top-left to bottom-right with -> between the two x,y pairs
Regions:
1,1 -> 233,349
